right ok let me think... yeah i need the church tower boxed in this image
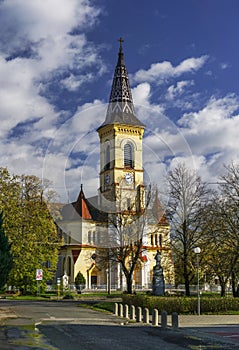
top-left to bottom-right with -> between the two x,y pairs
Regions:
97,39 -> 145,212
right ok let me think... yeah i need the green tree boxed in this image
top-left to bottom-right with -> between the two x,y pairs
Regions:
0,212 -> 13,290
0,168 -> 61,294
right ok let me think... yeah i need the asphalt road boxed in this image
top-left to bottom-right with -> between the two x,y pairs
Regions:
0,300 -> 239,349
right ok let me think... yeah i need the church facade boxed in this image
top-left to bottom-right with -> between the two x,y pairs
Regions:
57,40 -> 174,291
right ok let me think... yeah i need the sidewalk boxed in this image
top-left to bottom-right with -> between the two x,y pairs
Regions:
0,305 -> 239,349
179,314 -> 239,327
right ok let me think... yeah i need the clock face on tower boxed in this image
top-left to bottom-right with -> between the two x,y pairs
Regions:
105,173 -> 110,185
124,172 -> 133,184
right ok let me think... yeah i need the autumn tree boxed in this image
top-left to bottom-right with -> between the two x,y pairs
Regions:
0,168 -> 61,294
166,163 -> 210,296
0,212 -> 13,290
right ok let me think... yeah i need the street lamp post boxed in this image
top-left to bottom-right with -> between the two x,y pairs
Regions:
194,247 -> 201,316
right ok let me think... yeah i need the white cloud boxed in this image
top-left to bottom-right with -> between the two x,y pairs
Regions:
173,94 -> 239,181
132,82 -> 151,106
0,0 -> 102,135
0,1 -> 238,205
0,0 -> 99,55
0,0 -> 103,201
166,80 -> 194,100
61,73 -> 94,91
132,83 -> 165,126
42,100 -> 106,200
179,94 -> 239,132
133,56 -> 208,84
220,62 -> 229,70
131,90 -> 239,191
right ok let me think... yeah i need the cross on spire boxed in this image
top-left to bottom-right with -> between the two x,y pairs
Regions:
118,37 -> 124,52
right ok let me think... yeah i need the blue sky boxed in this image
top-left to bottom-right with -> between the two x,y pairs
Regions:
1,0 -> 239,202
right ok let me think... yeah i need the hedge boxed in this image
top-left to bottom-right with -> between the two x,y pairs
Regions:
122,294 -> 239,314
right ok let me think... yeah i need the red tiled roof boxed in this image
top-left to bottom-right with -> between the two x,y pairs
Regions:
61,185 -> 108,222
75,186 -> 92,219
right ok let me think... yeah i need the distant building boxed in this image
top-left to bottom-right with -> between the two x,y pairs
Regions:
57,40 -> 174,290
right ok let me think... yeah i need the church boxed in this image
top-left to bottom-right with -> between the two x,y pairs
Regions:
57,40 -> 174,291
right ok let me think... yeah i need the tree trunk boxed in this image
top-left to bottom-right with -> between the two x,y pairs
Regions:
184,274 -> 190,296
126,274 -> 133,294
219,277 -> 226,297
232,270 -> 236,297
183,258 -> 190,296
231,271 -> 239,297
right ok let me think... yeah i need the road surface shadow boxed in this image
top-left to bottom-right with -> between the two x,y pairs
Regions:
1,323 -> 239,350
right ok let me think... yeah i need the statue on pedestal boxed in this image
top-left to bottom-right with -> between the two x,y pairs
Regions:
152,250 -> 165,296
62,273 -> 69,290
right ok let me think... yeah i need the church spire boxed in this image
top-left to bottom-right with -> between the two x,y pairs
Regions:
98,38 -> 145,130
117,37 -> 125,65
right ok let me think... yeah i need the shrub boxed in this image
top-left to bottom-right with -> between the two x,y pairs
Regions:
75,271 -> 86,290
122,294 -> 239,314
62,292 -> 75,300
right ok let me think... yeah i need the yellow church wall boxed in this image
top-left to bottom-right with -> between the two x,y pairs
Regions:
145,224 -> 175,285
114,133 -> 143,169
81,221 -> 97,245
73,246 -> 108,288
74,246 -> 95,283
59,220 -> 97,246
59,221 -> 82,245
98,124 -> 144,172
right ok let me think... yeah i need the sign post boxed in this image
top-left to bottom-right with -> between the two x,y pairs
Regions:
57,278 -> 61,301
36,269 -> 43,296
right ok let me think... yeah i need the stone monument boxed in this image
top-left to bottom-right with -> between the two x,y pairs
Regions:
152,250 -> 165,296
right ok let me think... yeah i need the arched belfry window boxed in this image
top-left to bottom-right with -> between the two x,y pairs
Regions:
104,142 -> 110,170
124,143 -> 134,168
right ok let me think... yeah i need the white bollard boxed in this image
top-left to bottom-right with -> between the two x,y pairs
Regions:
172,312 -> 178,329
114,303 -> 118,315
119,303 -> 123,317
130,305 -> 135,320
136,306 -> 142,322
152,309 -> 159,326
161,310 -> 167,329
123,304 -> 129,318
143,308 -> 149,324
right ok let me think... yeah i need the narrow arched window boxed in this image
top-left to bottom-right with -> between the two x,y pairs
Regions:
124,143 -> 134,168
155,234 -> 158,246
67,256 -> 71,276
88,231 -> 91,243
105,143 -> 110,170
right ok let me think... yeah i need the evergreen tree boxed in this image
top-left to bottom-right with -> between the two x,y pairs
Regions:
0,212 -> 13,290
75,271 -> 86,289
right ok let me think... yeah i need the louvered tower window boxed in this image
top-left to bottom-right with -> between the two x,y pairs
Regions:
104,143 -> 110,170
124,143 -> 134,168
